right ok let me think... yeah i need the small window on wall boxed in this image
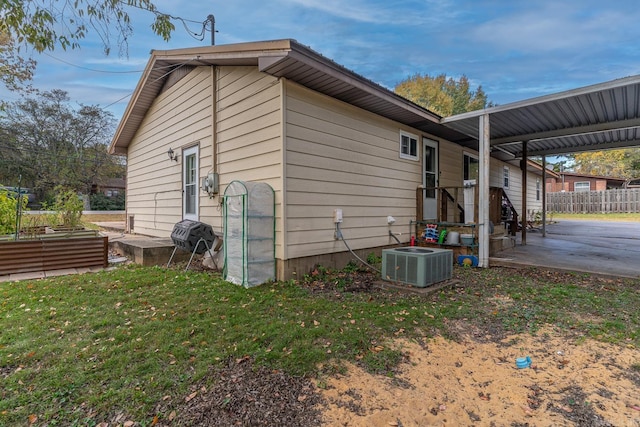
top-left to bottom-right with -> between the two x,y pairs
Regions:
463,153 -> 479,181
574,181 -> 590,192
503,166 -> 510,188
536,178 -> 541,201
400,131 -> 419,161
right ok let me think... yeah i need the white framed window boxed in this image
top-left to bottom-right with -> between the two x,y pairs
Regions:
503,166 -> 510,188
574,181 -> 590,192
536,178 -> 541,201
463,153 -> 479,181
399,131 -> 419,161
183,145 -> 199,220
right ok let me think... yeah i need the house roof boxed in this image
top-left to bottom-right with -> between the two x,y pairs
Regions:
558,172 -> 626,182
108,39 -> 473,154
441,75 -> 640,160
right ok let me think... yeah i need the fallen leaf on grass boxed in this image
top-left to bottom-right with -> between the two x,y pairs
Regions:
185,391 -> 198,402
28,414 -> 37,424
168,411 -> 177,421
124,421 -> 135,427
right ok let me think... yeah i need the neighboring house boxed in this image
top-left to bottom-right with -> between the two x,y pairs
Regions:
92,178 -> 126,198
546,172 -> 626,192
108,39 -> 546,280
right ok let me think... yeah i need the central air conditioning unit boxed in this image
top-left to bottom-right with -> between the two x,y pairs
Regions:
381,247 -> 453,287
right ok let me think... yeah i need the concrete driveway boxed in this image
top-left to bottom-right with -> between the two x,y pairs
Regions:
491,220 -> 640,278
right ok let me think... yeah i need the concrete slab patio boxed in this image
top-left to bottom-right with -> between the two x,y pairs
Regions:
490,220 -> 640,279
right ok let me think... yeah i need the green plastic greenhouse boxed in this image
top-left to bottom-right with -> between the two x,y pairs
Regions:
223,180 -> 275,287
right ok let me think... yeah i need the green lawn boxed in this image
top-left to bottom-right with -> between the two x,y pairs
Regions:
1,264 -> 638,425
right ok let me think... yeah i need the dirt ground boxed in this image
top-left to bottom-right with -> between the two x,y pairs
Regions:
320,330 -> 640,426
166,262 -> 640,426
176,327 -> 640,427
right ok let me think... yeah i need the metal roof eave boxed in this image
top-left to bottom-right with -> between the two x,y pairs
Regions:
109,39 -> 475,154
440,74 -> 640,158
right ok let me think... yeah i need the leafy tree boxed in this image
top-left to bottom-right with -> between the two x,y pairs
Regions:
1,0 -> 174,55
0,89 -> 125,200
0,0 -> 175,94
0,31 -> 36,96
571,149 -> 640,178
395,73 -> 493,117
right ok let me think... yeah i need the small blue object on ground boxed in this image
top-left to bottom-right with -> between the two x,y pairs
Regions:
516,356 -> 532,369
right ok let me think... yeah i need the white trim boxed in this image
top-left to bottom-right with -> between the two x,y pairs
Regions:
422,138 -> 438,219
399,130 -> 419,161
463,151 -> 479,182
183,145 -> 199,220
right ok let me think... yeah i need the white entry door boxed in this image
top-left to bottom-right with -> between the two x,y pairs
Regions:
423,138 -> 438,220
183,145 -> 199,220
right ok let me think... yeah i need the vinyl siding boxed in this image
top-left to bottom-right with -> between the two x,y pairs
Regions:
126,65 -> 283,245
284,81 -> 422,259
127,66 -> 214,237
216,66 -> 283,258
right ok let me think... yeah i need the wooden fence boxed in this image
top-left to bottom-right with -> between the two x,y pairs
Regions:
546,189 -> 640,213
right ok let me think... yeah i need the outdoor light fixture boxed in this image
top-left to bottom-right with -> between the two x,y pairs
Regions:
167,148 -> 178,162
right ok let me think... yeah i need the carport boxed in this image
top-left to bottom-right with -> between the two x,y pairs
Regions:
440,75 -> 640,268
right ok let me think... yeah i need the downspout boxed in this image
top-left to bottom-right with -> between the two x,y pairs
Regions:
211,66 -> 218,176
478,114 -> 490,268
520,141 -> 528,245
280,77 -> 288,276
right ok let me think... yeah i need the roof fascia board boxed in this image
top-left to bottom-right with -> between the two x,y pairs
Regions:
442,74 -> 640,124
491,118 -> 640,145
514,138 -> 640,157
108,54 -> 158,154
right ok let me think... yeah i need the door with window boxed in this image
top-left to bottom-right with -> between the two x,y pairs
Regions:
183,146 -> 199,220
423,138 -> 438,220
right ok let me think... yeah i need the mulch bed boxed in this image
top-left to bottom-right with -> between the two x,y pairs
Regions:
175,357 -> 324,426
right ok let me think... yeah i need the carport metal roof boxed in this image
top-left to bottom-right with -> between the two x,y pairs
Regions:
441,75 -> 640,159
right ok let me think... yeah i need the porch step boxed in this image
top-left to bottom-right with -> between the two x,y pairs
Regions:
109,237 -> 190,266
490,234 -> 516,255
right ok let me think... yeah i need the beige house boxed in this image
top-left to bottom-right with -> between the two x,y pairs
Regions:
108,39 -> 545,280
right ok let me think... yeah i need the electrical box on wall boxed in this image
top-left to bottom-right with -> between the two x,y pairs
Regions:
333,208 -> 343,223
202,172 -> 219,196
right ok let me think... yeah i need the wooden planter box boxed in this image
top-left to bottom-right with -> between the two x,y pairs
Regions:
0,231 -> 108,276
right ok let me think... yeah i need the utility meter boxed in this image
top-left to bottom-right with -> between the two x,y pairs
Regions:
202,172 -> 219,196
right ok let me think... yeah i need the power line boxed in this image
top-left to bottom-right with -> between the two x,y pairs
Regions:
101,57 -> 200,110
42,52 -> 176,74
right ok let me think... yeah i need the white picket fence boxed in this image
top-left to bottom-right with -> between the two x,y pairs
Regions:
546,189 -> 640,213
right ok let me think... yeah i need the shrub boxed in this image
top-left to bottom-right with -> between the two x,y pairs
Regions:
90,192 -> 125,210
0,186 -> 27,235
42,186 -> 84,229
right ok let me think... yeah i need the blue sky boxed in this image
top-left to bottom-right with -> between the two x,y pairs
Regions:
5,0 -> 640,120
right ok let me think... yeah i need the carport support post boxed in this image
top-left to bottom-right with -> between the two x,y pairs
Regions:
520,140 -> 528,245
542,155 -> 547,237
478,113 -> 490,268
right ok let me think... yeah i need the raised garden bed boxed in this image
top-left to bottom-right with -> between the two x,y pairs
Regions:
0,230 -> 108,276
